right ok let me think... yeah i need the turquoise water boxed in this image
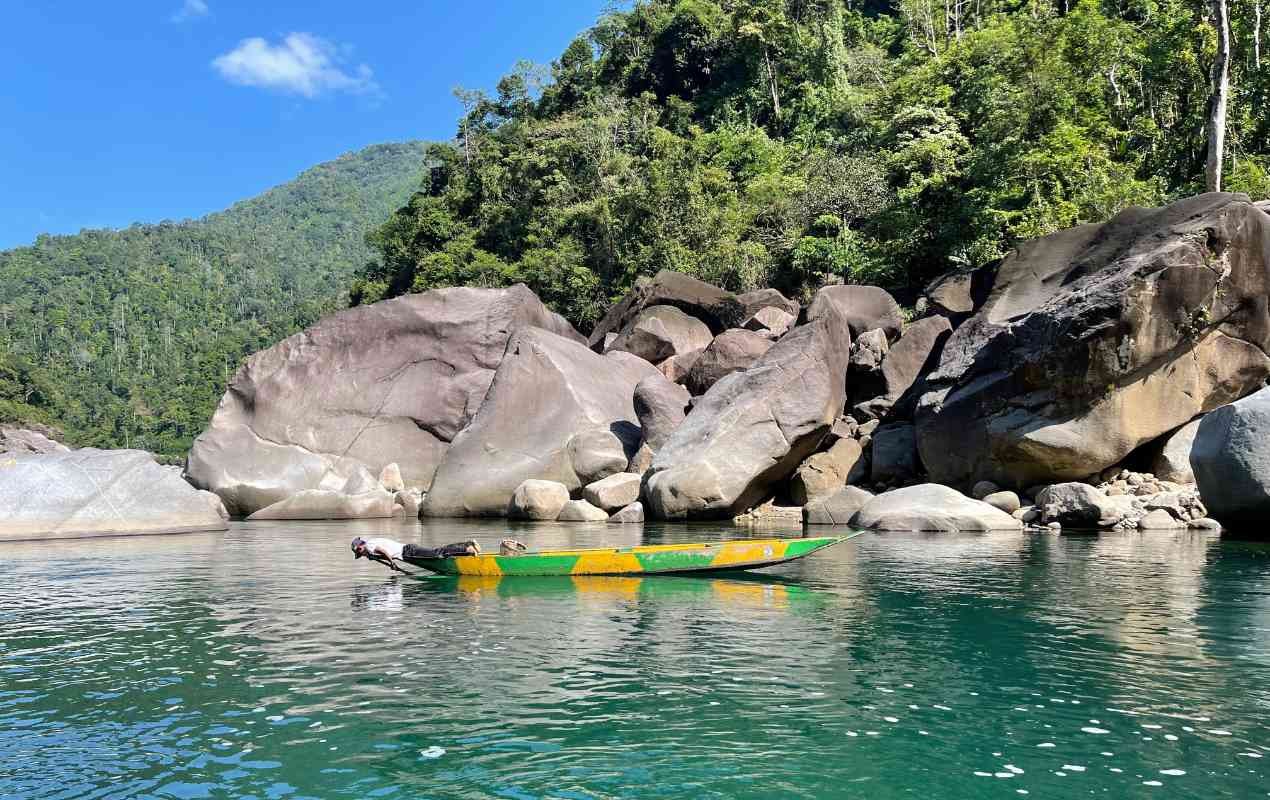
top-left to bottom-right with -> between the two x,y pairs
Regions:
2,521 -> 1269,799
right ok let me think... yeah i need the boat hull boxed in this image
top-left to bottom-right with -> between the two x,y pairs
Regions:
402,536 -> 844,577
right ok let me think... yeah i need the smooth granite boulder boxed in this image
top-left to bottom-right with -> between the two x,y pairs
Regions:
557,499 -> 610,521
247,488 -> 398,520
916,193 -> 1270,490
852,484 -> 1022,531
803,485 -> 874,526
584,472 -> 642,512
1148,418 -> 1202,484
0,425 -> 69,455
684,329 -> 774,395
608,305 -> 714,363
1191,387 -> 1270,525
0,449 -> 228,540
803,284 -> 903,341
790,438 -> 865,505
423,328 -> 657,517
633,374 -> 691,452
644,295 -> 852,519
608,501 -> 645,523
508,479 -> 571,520
187,285 -> 579,515
588,270 -> 746,349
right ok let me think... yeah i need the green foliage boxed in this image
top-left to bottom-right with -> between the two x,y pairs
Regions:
359,0 -> 1270,331
0,142 -> 428,456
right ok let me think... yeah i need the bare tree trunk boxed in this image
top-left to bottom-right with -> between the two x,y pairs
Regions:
763,46 -> 781,120
1206,0 -> 1231,192
1256,0 -> 1263,69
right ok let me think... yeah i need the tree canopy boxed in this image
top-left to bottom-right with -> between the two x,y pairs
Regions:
354,0 -> 1270,329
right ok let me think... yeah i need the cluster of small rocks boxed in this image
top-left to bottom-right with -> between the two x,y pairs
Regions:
508,475 -> 644,524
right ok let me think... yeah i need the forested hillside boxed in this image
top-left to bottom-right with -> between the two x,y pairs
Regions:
0,142 -> 428,457
354,0 -> 1270,328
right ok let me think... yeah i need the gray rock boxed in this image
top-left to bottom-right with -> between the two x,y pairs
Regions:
422,328 -> 656,517
584,472 -> 642,512
1192,387 -> 1270,525
1036,483 -> 1123,528
187,285 -> 579,515
877,315 -> 953,413
609,502 -> 645,524
378,463 -> 405,493
608,305 -> 714,363
1138,508 -> 1186,530
684,329 -> 774,395
738,287 -> 800,319
657,348 -> 703,383
0,449 -> 228,540
803,284 -> 903,341
983,490 -> 1022,514
803,486 -> 875,525
633,374 -> 691,452
852,484 -> 1022,531
589,270 -> 746,349
247,488 -> 398,520
849,328 -> 889,372
1148,418 -> 1202,484
1189,517 -> 1222,531
0,425 -> 70,455
870,423 -> 918,484
396,488 -> 424,517
916,194 -> 1270,490
557,499 -> 610,522
923,264 -> 997,319
743,306 -> 796,337
971,480 -> 1001,500
645,294 -> 852,519
508,479 -> 571,520
790,438 -> 866,505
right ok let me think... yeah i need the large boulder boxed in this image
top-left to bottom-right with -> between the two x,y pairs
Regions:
1148,418 -> 1202,484
803,485 -> 874,526
1191,387 -> 1270,525
738,288 -> 800,319
922,264 -> 998,320
508,479 -> 571,520
0,425 -> 69,456
187,285 -> 579,515
583,472 -> 642,512
633,374 -> 691,452
607,305 -> 714,363
916,194 -> 1270,490
422,328 -> 657,517
557,499 -> 610,522
684,329 -> 774,395
588,271 -> 746,349
644,296 -> 852,519
803,285 -> 903,341
0,449 -> 228,540
1035,483 -> 1125,528
852,484 -> 1023,532
790,438 -> 865,505
247,488 -> 399,520
868,315 -> 953,418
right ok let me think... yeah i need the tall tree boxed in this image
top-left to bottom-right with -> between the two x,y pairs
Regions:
1207,0 -> 1232,191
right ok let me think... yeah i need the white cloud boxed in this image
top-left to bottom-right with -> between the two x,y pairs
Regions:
211,33 -> 379,98
170,0 -> 208,23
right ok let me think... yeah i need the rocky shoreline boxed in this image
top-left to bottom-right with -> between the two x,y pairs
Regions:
4,192 -> 1270,540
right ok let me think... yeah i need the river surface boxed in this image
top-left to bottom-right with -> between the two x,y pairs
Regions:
2,520 -> 1269,799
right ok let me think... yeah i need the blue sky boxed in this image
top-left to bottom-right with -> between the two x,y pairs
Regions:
0,0 -> 611,249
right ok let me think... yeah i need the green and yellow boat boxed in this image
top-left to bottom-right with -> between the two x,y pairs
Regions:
402,536 -> 845,577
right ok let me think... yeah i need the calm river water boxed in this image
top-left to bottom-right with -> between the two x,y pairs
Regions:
2,520 -> 1269,799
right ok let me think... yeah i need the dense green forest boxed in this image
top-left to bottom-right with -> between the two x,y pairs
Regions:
354,0 -> 1270,328
0,142 -> 428,457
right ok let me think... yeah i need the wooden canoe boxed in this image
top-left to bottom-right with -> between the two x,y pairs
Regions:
401,536 -> 845,577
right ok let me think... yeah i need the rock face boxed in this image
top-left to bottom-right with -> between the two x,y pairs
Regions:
644,296 -> 852,519
852,484 -> 1022,532
633,375 -> 691,452
0,449 -> 228,540
790,438 -> 865,505
803,486 -> 874,525
1148,418 -> 1201,484
1192,387 -> 1270,525
187,285 -> 579,515
608,305 -> 713,363
0,425 -> 69,456
422,328 -> 656,517
247,488 -> 398,520
916,193 -> 1270,490
803,285 -> 903,341
588,270 -> 747,349
684,329 -> 774,395
508,479 -> 571,520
